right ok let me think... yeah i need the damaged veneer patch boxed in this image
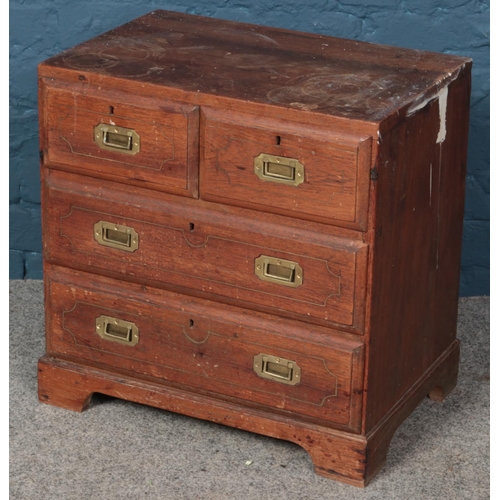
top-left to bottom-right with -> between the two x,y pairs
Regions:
405,64 -> 470,144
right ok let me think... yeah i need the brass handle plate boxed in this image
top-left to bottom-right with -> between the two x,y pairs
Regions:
94,124 -> 140,155
95,315 -> 139,346
255,255 -> 303,288
94,221 -> 139,252
254,153 -> 304,186
253,353 -> 301,385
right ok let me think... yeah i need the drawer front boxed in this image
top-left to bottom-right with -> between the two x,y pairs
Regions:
44,172 -> 367,333
201,109 -> 372,230
41,81 -> 199,197
45,265 -> 365,431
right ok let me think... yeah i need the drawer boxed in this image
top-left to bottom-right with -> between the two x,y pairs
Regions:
40,80 -> 199,197
45,265 -> 365,431
201,108 -> 372,230
43,171 -> 368,333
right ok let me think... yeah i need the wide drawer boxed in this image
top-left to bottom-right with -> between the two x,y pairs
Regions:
43,171 -> 367,332
45,264 -> 365,431
201,108 -> 372,230
40,80 -> 199,197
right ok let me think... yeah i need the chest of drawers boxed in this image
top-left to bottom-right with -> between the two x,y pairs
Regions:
37,10 -> 471,487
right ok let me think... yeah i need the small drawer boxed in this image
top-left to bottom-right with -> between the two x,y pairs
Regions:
201,109 -> 372,230
45,265 -> 365,431
44,172 -> 368,333
40,80 -> 199,197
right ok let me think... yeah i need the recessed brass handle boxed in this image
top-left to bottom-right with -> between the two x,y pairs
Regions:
255,255 -> 303,288
254,153 -> 304,186
254,353 -> 301,385
94,124 -> 140,155
94,221 -> 139,252
95,315 -> 139,346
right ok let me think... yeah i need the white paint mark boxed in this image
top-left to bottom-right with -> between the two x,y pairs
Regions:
254,32 -> 280,45
109,119 -> 116,125
436,86 -> 448,144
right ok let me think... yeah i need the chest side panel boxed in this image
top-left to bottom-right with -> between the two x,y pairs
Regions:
365,68 -> 471,431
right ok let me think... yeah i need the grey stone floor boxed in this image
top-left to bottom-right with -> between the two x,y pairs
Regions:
10,280 -> 489,499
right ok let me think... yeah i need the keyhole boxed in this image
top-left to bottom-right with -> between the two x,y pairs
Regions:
109,106 -> 114,115
276,135 -> 281,146
189,222 -> 195,232
189,319 -> 194,328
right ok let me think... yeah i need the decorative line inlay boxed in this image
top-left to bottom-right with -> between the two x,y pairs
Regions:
181,326 -> 211,345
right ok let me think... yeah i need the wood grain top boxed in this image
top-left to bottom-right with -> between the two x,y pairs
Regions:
40,10 -> 471,123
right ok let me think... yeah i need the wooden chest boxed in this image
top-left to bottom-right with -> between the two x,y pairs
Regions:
37,10 -> 471,487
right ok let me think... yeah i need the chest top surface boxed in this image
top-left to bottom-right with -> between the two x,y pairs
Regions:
40,10 -> 470,123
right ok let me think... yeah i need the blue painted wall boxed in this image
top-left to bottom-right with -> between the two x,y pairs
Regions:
9,0 -> 489,295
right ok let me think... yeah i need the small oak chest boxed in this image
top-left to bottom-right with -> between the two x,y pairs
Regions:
38,10 -> 471,486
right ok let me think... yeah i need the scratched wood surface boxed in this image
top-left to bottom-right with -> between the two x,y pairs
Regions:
40,10 -> 470,124
43,169 -> 368,333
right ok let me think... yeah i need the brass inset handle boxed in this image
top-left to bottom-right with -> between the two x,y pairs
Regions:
94,221 -> 139,252
253,353 -> 301,385
94,124 -> 140,155
95,315 -> 139,346
255,255 -> 303,288
254,153 -> 304,186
